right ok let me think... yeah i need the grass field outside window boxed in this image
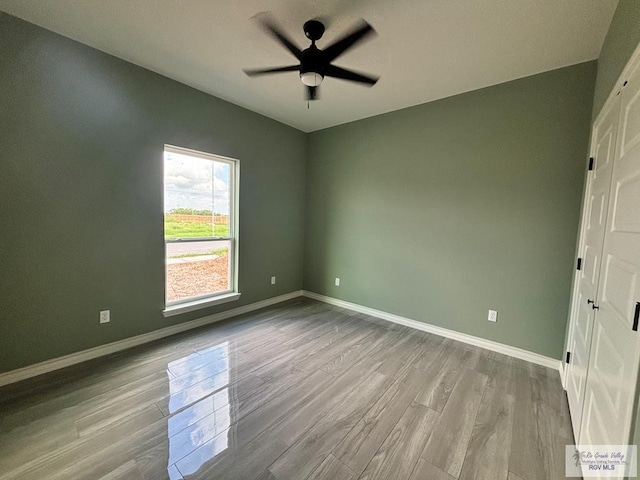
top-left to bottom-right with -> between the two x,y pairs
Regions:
164,219 -> 229,239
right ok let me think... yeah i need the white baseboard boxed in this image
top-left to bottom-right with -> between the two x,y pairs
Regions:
303,290 -> 562,372
0,290 -> 304,388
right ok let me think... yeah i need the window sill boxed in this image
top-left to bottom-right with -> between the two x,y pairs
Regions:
163,293 -> 241,317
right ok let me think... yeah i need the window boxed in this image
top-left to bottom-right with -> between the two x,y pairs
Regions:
163,145 -> 239,316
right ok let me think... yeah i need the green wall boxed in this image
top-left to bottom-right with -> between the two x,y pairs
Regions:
592,0 -> 640,118
304,62 -> 597,360
0,13 -> 307,373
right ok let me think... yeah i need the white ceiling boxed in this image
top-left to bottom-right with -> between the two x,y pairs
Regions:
0,0 -> 618,132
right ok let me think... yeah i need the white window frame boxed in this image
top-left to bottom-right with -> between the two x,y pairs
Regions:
162,145 -> 240,317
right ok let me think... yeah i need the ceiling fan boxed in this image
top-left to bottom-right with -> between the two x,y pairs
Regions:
244,16 -> 379,101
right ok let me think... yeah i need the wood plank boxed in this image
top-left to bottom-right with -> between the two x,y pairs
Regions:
155,371 -> 264,417
486,357 -> 520,396
5,405 -> 166,480
421,368 -> 488,477
268,370 -> 390,479
458,387 -> 514,480
507,472 -> 526,480
250,317 -> 366,375
413,343 -> 468,412
75,384 -> 168,437
536,401 -> 573,479
508,373 -> 546,480
375,332 -> 430,376
294,329 -> 379,373
408,458 -> 455,480
280,316 -> 359,350
358,402 -> 438,480
271,357 -> 382,446
96,460 -> 144,480
0,369 -> 169,434
226,368 -> 334,449
319,329 -> 387,377
305,454 -> 355,480
332,367 -> 426,474
175,431 -> 288,480
538,368 -> 574,441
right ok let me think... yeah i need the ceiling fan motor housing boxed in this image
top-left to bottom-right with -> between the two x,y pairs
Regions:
300,45 -> 325,76
303,20 -> 325,42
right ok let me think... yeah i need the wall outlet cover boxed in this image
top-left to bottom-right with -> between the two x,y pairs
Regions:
100,310 -> 110,324
335,278 -> 340,286
488,310 -> 498,322
271,276 -> 276,285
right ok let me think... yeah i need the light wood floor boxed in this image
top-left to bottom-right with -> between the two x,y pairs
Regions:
0,299 -> 574,480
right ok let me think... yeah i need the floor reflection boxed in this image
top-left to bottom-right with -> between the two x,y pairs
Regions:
166,341 -> 231,477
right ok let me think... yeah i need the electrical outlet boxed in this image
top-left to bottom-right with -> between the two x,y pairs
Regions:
488,310 -> 498,322
271,276 -> 276,285
335,277 -> 340,286
100,310 -> 110,324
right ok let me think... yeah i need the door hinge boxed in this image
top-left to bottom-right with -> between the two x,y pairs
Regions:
577,258 -> 583,270
633,302 -> 640,332
588,157 -> 594,171
566,351 -> 571,364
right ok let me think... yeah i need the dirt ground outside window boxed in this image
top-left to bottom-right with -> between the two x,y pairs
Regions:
166,254 -> 230,302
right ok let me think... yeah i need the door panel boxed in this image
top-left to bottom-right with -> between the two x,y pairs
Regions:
590,319 -> 628,413
602,255 -> 638,322
584,244 -> 600,285
565,95 -> 620,438
581,385 -> 610,449
611,171 -> 640,233
568,292 -> 594,430
620,85 -> 640,154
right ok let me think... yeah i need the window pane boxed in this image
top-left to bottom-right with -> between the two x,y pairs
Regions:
164,151 -> 215,238
166,240 -> 230,302
164,146 -> 235,305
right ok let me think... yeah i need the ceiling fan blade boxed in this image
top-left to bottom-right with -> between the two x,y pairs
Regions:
322,21 -> 375,62
325,65 -> 379,85
258,18 -> 303,60
244,65 -> 300,76
306,85 -> 319,101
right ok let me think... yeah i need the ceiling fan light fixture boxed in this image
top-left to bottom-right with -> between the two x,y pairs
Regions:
300,71 -> 323,87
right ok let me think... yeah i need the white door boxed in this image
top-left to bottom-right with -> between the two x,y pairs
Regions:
579,58 -> 640,461
566,95 -> 620,438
